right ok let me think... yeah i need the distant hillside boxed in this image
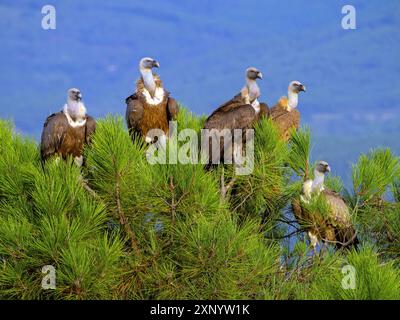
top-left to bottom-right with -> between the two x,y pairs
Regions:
0,0 -> 399,179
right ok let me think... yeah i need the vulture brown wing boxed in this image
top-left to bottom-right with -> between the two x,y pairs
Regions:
291,198 -> 304,222
203,104 -> 257,167
205,93 -> 246,121
259,102 -> 270,118
322,189 -> 351,227
270,104 -> 287,120
125,94 -> 144,135
270,105 -> 300,140
204,104 -> 257,131
167,96 -> 179,121
323,189 -> 358,248
40,112 -> 69,160
85,115 -> 96,144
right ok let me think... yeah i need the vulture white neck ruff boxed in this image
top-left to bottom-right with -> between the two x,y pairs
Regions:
251,99 -> 260,113
301,173 -> 325,203
140,69 -> 165,105
63,103 -> 87,128
246,79 -> 260,102
300,179 -> 312,203
287,91 -> 299,111
142,86 -> 165,105
311,172 -> 325,193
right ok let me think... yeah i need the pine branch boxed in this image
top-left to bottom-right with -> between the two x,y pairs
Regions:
220,167 -> 236,201
114,173 -> 141,257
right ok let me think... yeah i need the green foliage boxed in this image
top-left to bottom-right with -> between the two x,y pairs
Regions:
272,246 -> 344,299
393,179 -> 400,202
85,116 -> 151,219
176,105 -> 205,133
0,116 -> 399,300
0,120 -> 125,299
307,246 -> 400,300
149,215 -> 281,299
348,148 -> 400,258
300,193 -> 332,220
288,126 -> 311,180
325,175 -> 345,194
231,118 -> 290,221
352,148 -> 399,203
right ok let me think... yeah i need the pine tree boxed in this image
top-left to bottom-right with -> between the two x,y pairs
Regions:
0,109 -> 399,300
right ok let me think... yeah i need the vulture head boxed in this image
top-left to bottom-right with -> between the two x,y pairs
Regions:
306,161 -> 331,197
246,67 -> 263,80
289,81 -> 306,94
139,57 -> 160,70
68,88 -> 82,102
315,160 -> 331,175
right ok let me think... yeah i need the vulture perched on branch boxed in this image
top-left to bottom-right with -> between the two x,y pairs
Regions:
202,67 -> 269,166
292,161 -> 359,250
40,88 -> 96,166
125,57 -> 179,147
270,81 -> 306,141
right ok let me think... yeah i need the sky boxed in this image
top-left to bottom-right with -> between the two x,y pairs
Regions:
0,0 -> 399,182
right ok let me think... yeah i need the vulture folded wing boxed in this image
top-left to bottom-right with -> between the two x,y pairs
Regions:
206,93 -> 246,121
85,115 -> 96,144
204,104 -> 257,131
203,103 -> 258,167
270,103 -> 300,140
167,96 -> 179,121
125,94 -> 144,135
40,112 -> 69,160
270,104 -> 288,121
259,102 -> 270,118
323,189 -> 358,247
292,198 -> 304,222
292,197 -> 324,229
293,187 -> 357,248
323,189 -> 351,226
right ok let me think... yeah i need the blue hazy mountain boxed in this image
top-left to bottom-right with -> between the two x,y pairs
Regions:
0,0 -> 399,182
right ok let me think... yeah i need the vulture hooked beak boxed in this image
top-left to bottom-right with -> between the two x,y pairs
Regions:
152,60 -> 160,68
299,84 -> 306,92
326,165 -> 331,173
257,72 -> 263,80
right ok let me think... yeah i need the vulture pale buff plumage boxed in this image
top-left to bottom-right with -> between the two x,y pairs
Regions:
126,57 -> 179,145
40,88 -> 96,166
270,81 -> 305,141
203,67 -> 269,165
292,161 -> 358,249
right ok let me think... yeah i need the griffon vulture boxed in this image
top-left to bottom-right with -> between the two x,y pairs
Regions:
203,67 -> 269,165
125,57 -> 179,146
40,88 -> 96,166
270,81 -> 306,141
292,161 -> 358,249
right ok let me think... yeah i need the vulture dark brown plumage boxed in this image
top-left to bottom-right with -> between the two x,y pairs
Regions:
203,67 -> 269,166
40,88 -> 96,163
292,161 -> 358,249
126,57 -> 179,144
270,81 -> 305,141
